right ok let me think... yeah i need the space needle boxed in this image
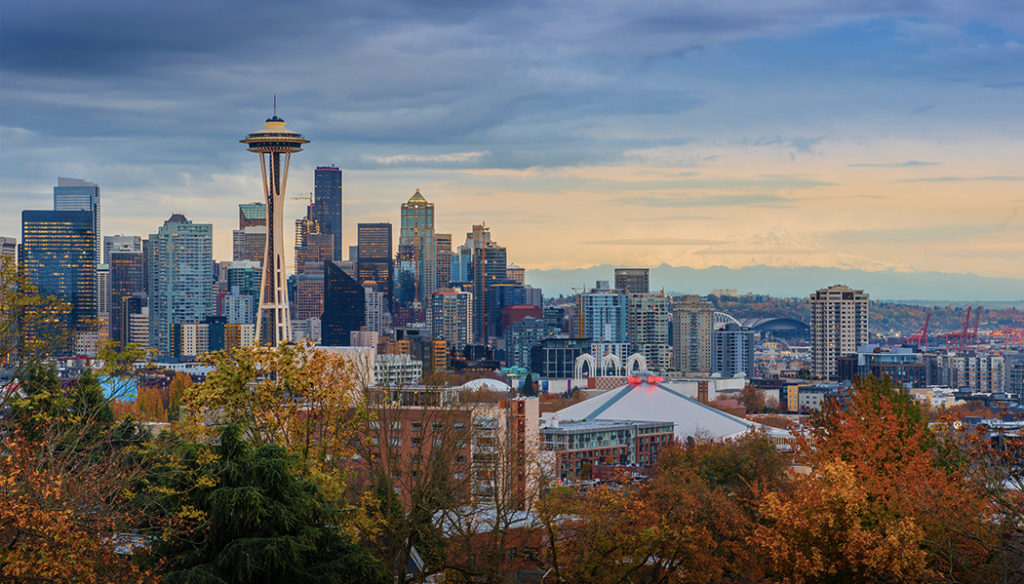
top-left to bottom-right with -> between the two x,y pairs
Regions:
241,99 -> 309,346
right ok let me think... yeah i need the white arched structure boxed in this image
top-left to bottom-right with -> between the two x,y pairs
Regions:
600,353 -> 622,376
713,311 -> 742,330
574,353 -> 598,379
626,353 -> 647,372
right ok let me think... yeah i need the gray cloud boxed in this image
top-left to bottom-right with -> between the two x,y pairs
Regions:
626,193 -> 793,208
583,238 -> 723,246
895,176 -> 1024,183
848,160 -> 940,168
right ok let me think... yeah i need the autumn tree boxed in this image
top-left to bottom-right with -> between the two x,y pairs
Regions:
184,342 -> 367,494
0,255 -> 72,411
538,432 -> 789,584
1,364 -> 152,582
752,375 -> 997,583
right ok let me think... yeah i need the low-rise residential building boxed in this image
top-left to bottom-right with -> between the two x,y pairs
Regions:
540,419 -> 674,481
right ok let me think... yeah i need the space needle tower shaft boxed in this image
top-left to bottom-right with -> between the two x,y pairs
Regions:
240,99 -> 309,346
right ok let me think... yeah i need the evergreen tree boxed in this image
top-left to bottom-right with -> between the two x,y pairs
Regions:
521,372 -> 536,397
149,425 -> 387,584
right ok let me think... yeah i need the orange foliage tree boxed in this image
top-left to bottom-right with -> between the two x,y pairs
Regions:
751,375 -> 997,583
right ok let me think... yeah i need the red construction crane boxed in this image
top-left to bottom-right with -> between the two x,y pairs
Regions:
972,306 -> 981,346
906,313 -> 930,348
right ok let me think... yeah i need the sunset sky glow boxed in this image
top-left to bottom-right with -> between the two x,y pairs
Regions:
1,0 -> 1022,277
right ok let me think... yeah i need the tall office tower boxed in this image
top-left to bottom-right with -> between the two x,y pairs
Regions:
506,265 -> 525,286
809,284 -> 869,380
148,214 -> 214,358
399,189 -> 436,305
21,210 -> 97,351
436,233 -> 453,289
238,202 -> 267,228
671,295 -> 714,375
109,251 -> 145,345
451,240 -> 473,285
295,233 -> 334,274
626,292 -> 671,371
466,224 -> 508,343
53,178 -> 101,261
96,264 -> 111,319
364,287 -> 387,335
713,323 -> 755,378
241,107 -> 309,346
102,234 -> 141,265
484,280 -> 526,339
615,267 -> 650,294
357,223 -> 394,309
576,283 -> 627,343
1,236 -> 16,261
321,261 -> 365,345
431,289 -> 473,352
232,202 -> 268,263
313,166 -> 343,260
293,272 -> 325,320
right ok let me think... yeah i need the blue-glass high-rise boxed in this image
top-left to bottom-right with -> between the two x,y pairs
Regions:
53,177 -> 101,262
20,209 -> 97,351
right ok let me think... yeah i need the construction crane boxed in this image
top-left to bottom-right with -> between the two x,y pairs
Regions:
906,313 -> 930,348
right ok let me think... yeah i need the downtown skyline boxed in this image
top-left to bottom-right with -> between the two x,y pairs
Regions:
2,0 -> 1023,280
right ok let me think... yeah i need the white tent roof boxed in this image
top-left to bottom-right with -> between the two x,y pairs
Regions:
459,378 -> 512,392
555,379 -> 789,441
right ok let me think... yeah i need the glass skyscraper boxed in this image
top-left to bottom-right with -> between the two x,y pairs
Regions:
313,166 -> 343,261
20,209 -> 97,351
399,190 -> 436,306
356,222 -> 393,309
147,214 -> 214,358
53,178 -> 101,261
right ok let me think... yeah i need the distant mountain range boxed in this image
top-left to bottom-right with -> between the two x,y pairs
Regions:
524,264 -> 1024,303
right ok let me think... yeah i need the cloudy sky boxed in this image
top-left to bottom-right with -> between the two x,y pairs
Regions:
1,0 -> 1022,277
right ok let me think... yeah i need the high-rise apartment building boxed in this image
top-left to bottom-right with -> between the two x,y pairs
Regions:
576,283 -> 627,343
293,272 -> 325,320
21,210 -> 97,351
1,236 -> 16,262
321,261 -> 365,345
431,289 -> 473,352
53,178 -> 101,261
506,265 -> 525,286
809,284 -> 869,380
615,267 -> 650,294
713,323 -> 755,378
313,166 -> 343,260
436,233 -> 453,289
364,287 -> 387,335
626,292 -> 671,371
465,224 -> 508,343
671,295 -> 714,375
147,214 -> 214,358
103,234 -> 141,265
357,222 -> 393,309
399,190 -> 436,306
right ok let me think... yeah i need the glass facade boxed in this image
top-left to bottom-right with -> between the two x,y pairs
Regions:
357,222 -> 393,309
20,209 -> 97,351
322,260 -> 365,345
313,166 -> 343,261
